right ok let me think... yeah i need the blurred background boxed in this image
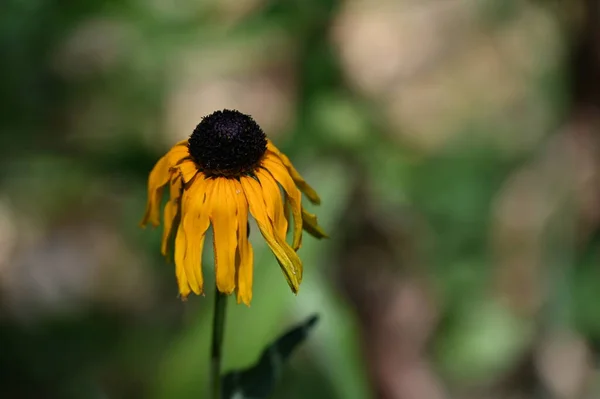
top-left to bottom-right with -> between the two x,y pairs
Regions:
2,0 -> 600,398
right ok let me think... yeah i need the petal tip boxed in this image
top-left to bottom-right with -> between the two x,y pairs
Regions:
217,286 -> 236,296
139,218 -> 160,228
241,299 -> 251,307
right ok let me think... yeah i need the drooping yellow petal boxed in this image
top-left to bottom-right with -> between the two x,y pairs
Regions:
178,159 -> 199,184
179,176 -> 212,295
174,220 -> 191,299
262,154 -> 303,251
256,168 -> 287,240
161,202 -> 177,256
172,177 -> 190,298
231,179 -> 253,305
161,172 -> 183,256
241,175 -> 302,292
302,207 -> 328,239
283,193 -> 291,231
267,140 -> 321,205
165,140 -> 191,166
141,141 -> 193,228
141,154 -> 170,227
210,178 -> 238,295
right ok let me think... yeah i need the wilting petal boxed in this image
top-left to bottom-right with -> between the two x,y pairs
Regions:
210,178 -> 238,295
231,179 -> 253,305
165,140 -> 191,166
267,140 -> 321,205
283,193 -> 291,230
161,172 -> 183,256
262,154 -> 303,251
141,142 -> 193,228
141,154 -> 170,227
178,177 -> 212,295
256,168 -> 287,241
241,176 -> 302,292
174,221 -> 191,299
302,207 -> 328,239
178,159 -> 199,184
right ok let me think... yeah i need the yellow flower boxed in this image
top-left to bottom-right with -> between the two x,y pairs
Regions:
141,109 -> 327,305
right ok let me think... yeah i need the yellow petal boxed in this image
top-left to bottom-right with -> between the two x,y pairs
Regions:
161,172 -> 183,256
178,159 -> 199,184
141,141 -> 193,228
166,140 -> 191,166
231,179 -> 253,305
302,207 -> 328,239
262,154 -> 303,251
141,154 -> 170,227
256,168 -> 287,240
179,177 -> 212,295
283,192 -> 291,222
241,176 -> 302,292
210,178 -> 238,295
174,220 -> 191,299
267,140 -> 321,205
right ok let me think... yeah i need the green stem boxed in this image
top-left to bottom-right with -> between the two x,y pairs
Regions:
210,290 -> 228,399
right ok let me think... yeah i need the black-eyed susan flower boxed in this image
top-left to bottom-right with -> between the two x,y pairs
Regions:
141,109 -> 327,305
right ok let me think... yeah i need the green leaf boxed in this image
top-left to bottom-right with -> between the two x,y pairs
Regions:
221,315 -> 320,399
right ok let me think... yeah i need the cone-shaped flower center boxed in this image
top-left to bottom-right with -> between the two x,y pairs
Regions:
188,109 -> 267,177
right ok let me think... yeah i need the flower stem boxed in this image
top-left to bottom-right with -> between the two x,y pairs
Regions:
210,290 -> 228,399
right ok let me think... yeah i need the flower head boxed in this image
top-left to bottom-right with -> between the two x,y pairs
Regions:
141,109 -> 327,305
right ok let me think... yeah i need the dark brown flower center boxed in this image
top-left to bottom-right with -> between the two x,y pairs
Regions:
188,109 -> 267,177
